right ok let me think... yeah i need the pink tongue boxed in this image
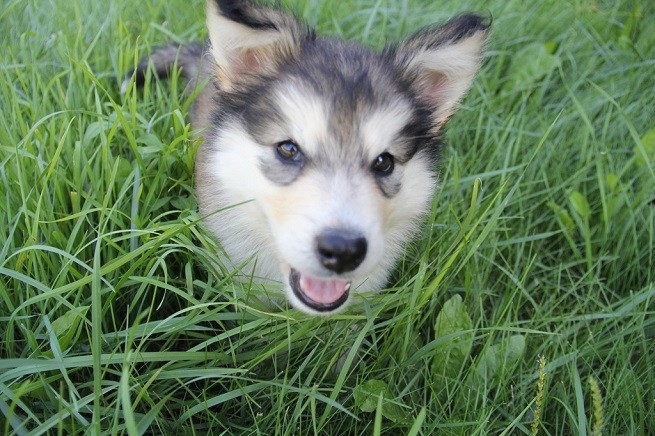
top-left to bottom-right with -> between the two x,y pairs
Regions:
299,275 -> 349,305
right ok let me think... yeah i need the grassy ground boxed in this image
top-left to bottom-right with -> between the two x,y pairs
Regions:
1,0 -> 654,434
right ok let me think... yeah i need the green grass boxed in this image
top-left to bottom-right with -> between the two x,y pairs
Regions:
1,0 -> 654,434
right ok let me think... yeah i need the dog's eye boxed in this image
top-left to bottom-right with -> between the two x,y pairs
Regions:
276,140 -> 303,163
371,153 -> 394,176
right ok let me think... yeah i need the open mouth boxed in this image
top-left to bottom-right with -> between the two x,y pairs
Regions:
289,269 -> 351,312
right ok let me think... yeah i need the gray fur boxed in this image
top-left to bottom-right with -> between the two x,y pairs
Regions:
121,43 -> 204,94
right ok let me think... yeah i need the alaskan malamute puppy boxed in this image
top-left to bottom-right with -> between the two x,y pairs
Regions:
125,0 -> 489,315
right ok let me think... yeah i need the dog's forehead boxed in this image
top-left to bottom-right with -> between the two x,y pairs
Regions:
289,39 -> 409,114
273,42 -> 416,159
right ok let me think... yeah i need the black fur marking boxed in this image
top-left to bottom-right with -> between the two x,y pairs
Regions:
126,66 -> 147,88
396,106 -> 439,164
218,77 -> 286,139
444,13 -> 492,42
420,13 -> 491,49
214,0 -> 278,30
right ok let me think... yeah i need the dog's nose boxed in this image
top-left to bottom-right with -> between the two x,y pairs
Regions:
316,229 -> 367,274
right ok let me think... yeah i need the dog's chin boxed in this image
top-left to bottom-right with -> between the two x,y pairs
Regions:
288,268 -> 351,314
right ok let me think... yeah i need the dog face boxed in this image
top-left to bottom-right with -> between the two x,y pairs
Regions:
195,0 -> 489,315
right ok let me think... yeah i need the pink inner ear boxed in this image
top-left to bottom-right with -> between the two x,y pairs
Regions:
231,48 -> 262,76
417,70 -> 459,125
421,71 -> 449,106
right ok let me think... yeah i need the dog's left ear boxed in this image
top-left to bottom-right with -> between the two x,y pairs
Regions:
206,0 -> 307,89
395,14 -> 490,127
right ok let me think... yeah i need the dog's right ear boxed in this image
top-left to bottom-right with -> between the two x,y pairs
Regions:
395,14 -> 490,127
206,0 -> 306,89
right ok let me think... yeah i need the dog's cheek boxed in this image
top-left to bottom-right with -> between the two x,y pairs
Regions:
382,158 -> 436,240
205,126 -> 273,203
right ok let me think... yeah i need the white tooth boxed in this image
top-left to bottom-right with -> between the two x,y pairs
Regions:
345,282 -> 352,292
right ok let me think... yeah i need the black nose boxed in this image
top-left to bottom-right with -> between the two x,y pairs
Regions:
316,229 -> 368,274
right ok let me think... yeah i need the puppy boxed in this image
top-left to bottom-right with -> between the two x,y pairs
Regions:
125,0 -> 489,315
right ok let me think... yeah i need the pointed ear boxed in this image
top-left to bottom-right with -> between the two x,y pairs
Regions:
396,14 -> 490,126
206,0 -> 307,89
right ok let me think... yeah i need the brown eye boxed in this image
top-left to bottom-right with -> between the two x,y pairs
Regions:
276,140 -> 303,163
372,153 -> 394,176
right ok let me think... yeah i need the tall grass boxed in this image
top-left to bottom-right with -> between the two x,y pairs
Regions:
1,0 -> 653,434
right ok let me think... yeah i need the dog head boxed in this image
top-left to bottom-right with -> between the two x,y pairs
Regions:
196,0 -> 489,314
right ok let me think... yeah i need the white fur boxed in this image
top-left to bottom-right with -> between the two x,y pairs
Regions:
274,86 -> 330,154
361,103 -> 413,158
199,98 -> 434,315
202,124 -> 281,284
